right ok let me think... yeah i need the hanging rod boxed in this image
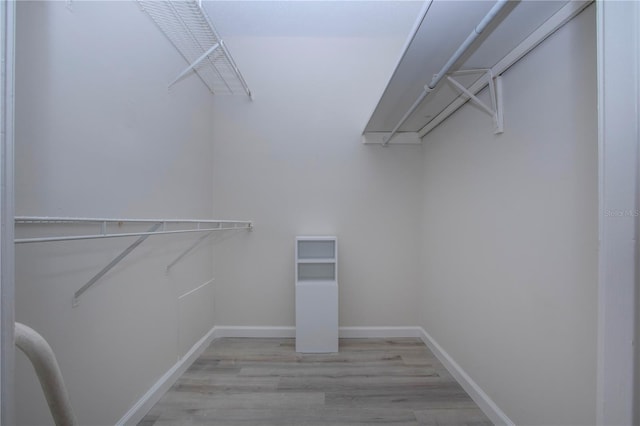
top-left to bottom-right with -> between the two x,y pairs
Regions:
383,0 -> 509,146
15,216 -> 252,244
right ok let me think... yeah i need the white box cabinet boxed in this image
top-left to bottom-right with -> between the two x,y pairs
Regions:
295,236 -> 338,353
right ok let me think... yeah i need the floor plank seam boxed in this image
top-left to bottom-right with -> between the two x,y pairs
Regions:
138,338 -> 493,426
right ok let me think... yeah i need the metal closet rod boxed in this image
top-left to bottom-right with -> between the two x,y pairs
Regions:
14,216 -> 253,244
383,0 -> 510,146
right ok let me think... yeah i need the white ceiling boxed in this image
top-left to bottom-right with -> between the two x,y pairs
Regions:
203,1 -> 423,38
201,1 -> 582,138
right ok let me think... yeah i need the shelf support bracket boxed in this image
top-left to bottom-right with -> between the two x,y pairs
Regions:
166,227 -> 217,272
447,70 -> 504,134
169,42 -> 220,89
73,222 -> 161,306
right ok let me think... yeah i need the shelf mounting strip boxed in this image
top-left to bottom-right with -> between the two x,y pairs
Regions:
15,217 -> 252,306
138,0 -> 252,97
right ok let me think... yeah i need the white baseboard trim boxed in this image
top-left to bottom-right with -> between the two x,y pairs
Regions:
339,326 -> 422,338
418,327 -> 515,426
212,325 -> 423,339
116,326 -> 218,426
213,326 -> 296,338
118,325 -> 512,426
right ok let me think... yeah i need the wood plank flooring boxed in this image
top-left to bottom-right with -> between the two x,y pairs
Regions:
138,338 -> 492,426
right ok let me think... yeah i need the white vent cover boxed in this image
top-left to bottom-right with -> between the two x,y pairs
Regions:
138,0 -> 251,97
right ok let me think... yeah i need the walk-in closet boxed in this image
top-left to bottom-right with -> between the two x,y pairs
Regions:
1,0 -> 638,425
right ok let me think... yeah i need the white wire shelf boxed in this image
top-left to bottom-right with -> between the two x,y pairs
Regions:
15,216 -> 252,244
138,0 -> 252,97
15,216 -> 253,305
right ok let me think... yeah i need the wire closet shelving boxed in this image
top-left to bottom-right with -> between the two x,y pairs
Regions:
138,0 -> 252,97
15,216 -> 253,305
15,216 -> 252,244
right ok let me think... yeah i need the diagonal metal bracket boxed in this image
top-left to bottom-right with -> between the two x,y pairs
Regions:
447,69 -> 504,134
166,222 -> 250,272
166,229 -> 216,272
73,223 -> 161,306
169,42 -> 220,88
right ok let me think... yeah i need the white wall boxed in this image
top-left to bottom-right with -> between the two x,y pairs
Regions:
208,17 -> 425,326
14,2 -> 215,424
12,1 -> 603,425
419,5 -> 597,425
596,2 -> 640,424
0,1 -> 16,424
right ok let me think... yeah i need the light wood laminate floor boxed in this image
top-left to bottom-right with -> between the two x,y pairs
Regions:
138,338 -> 492,426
